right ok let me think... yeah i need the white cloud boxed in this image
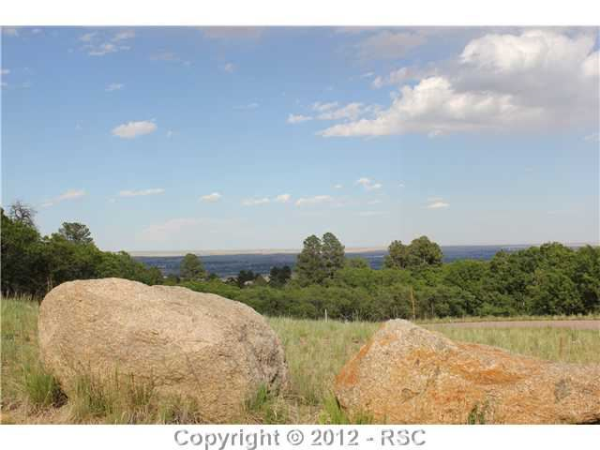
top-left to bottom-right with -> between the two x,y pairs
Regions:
320,29 -> 599,138
118,188 -> 164,197
356,30 -> 427,60
425,198 -> 450,209
295,195 -> 334,206
1,69 -> 10,75
242,197 -> 270,206
79,30 -> 133,56
287,114 -> 312,124
398,183 -> 405,188
166,130 -> 174,138
112,30 -> 135,42
112,120 -> 157,139
371,66 -> 428,89
88,43 -> 121,56
275,194 -> 291,203
200,192 -> 222,202
356,177 -> 382,191
316,102 -> 365,121
105,83 -> 124,92
367,199 -> 382,205
42,189 -> 86,208
333,184 -> 343,189
223,63 -> 236,73
79,32 -> 97,42
312,102 -> 339,112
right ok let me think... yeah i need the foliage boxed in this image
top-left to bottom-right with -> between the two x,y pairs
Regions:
384,236 -> 443,269
58,222 -> 94,244
269,265 -> 292,287
1,206 -> 163,297
179,253 -> 207,282
296,232 -> 346,286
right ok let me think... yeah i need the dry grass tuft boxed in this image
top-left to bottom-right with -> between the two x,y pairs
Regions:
2,297 -> 599,424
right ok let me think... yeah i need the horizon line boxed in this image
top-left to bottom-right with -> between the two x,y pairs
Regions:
126,241 -> 598,257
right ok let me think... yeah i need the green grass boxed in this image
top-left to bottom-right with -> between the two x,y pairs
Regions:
2,296 -> 599,424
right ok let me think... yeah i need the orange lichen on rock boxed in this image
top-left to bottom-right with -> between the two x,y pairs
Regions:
334,320 -> 600,424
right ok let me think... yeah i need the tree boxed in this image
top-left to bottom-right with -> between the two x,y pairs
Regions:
322,232 -> 346,279
384,236 -> 443,270
295,235 -> 325,285
1,208 -> 47,295
384,240 -> 409,269
527,268 -> 583,315
269,265 -> 292,287
407,236 -> 443,268
236,270 -> 257,288
9,201 -> 37,228
179,253 -> 206,281
58,222 -> 94,244
345,257 -> 370,269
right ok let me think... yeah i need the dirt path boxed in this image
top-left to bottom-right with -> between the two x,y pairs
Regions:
428,320 -> 600,330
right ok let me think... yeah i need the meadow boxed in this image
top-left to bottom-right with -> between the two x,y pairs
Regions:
1,296 -> 599,424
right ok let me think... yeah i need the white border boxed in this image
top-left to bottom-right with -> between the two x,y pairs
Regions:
0,0 -> 599,26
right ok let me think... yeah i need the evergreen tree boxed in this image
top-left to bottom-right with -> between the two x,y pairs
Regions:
58,222 -> 94,244
179,253 -> 206,281
322,232 -> 346,279
296,235 -> 325,285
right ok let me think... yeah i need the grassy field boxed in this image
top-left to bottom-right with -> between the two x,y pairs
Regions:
2,296 -> 599,424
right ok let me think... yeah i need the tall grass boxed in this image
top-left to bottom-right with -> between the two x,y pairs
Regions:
2,297 -> 599,424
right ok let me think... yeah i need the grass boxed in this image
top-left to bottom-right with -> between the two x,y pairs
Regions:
2,296 -> 599,424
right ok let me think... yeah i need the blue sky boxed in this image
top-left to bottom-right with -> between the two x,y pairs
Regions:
2,26 -> 599,251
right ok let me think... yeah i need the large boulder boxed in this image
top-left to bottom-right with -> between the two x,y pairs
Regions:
334,320 -> 600,424
39,278 -> 287,422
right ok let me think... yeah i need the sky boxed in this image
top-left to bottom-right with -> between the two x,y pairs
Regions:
1,26 -> 599,252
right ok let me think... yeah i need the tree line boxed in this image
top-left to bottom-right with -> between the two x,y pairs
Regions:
2,201 -> 599,320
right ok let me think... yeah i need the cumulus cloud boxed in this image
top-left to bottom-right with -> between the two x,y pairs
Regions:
356,177 -> 382,191
42,189 -> 86,208
425,198 -> 450,209
79,30 -> 133,56
295,195 -> 334,206
112,30 -> 135,42
242,194 -> 291,206
112,120 -> 157,139
200,192 -> 222,202
287,114 -> 312,124
118,188 -> 164,197
288,102 -> 379,125
223,63 -> 236,73
275,194 -> 291,203
105,83 -> 124,92
320,29 -> 599,138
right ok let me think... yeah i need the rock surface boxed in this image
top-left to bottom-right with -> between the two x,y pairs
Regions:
39,278 -> 287,422
334,320 -> 600,424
